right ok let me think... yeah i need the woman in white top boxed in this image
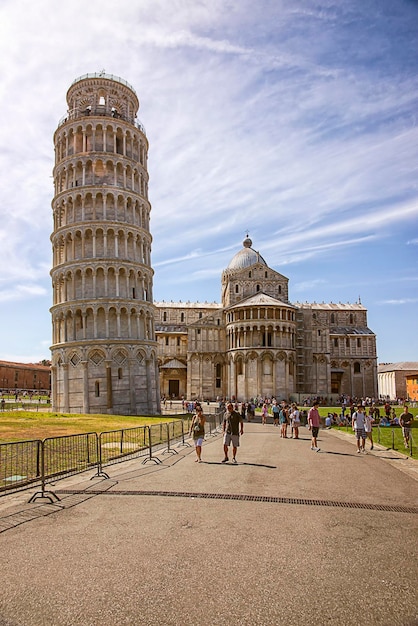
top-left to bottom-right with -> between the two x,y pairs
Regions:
364,409 -> 374,450
290,404 -> 300,439
189,404 -> 206,462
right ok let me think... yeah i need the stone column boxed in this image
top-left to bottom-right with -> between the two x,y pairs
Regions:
154,360 -> 161,412
82,360 -> 89,413
284,354 -> 289,396
272,355 -> 277,396
257,354 -> 261,396
62,363 -> 69,413
146,357 -> 152,410
186,353 -> 192,399
199,355 -> 203,399
105,360 -> 113,410
129,359 -> 136,413
230,358 -> 236,400
243,356 -> 248,401
51,365 -> 57,411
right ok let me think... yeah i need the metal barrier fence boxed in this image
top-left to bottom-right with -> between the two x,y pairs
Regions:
335,423 -> 416,458
0,412 -> 223,503
0,401 -> 52,412
375,425 -> 416,457
0,439 -> 43,493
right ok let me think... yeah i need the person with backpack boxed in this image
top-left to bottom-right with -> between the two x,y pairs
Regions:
222,402 -> 244,464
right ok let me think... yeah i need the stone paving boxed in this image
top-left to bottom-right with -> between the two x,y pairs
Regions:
0,423 -> 417,626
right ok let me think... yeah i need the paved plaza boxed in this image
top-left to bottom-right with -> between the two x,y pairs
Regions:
0,422 -> 417,626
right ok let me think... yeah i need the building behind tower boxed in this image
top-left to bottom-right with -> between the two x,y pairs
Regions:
50,73 -> 160,414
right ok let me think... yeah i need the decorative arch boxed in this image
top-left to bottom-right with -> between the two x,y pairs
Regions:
88,348 -> 106,366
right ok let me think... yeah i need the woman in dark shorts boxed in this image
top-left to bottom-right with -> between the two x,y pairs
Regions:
189,404 -> 206,462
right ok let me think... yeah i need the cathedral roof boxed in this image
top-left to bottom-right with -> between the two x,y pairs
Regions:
330,326 -> 375,336
160,358 -> 187,369
228,292 -> 293,309
294,302 -> 366,310
155,325 -> 187,333
154,302 -> 220,309
226,237 -> 267,270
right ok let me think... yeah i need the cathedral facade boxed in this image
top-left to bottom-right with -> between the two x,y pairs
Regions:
155,237 -> 378,403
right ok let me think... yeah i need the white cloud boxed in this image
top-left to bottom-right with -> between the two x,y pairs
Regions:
0,0 -> 417,362
378,298 -> 418,305
293,279 -> 328,293
0,284 -> 48,303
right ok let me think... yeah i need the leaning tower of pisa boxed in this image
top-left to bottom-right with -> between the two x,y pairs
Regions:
50,73 -> 160,415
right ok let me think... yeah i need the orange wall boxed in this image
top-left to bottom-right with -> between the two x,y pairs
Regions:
406,377 -> 418,401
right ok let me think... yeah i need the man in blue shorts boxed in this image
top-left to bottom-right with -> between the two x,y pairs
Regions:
222,402 -> 244,464
352,405 -> 366,453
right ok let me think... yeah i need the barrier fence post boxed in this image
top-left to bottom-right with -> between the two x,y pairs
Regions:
163,421 -> 178,456
142,425 -> 162,465
177,419 -> 191,448
207,414 -> 215,437
94,432 -> 110,479
28,440 -> 60,504
36,440 -> 41,478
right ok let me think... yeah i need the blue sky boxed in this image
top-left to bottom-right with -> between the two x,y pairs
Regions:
0,0 -> 417,365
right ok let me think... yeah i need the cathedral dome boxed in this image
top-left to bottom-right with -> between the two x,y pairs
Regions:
226,237 -> 267,270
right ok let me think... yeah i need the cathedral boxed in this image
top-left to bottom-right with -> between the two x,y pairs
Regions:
155,236 -> 378,404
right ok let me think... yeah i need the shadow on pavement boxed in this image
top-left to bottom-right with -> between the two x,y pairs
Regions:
203,461 -> 276,468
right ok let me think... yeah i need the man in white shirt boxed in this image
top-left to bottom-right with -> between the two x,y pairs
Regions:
352,405 -> 366,453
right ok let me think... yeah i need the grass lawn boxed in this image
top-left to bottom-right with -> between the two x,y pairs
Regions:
257,404 -> 417,459
0,411 -> 183,443
332,421 -> 417,457
317,406 -> 417,459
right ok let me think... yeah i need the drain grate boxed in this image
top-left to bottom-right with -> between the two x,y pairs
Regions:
55,489 -> 418,515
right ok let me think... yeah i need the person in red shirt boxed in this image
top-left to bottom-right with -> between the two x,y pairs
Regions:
308,401 -> 321,452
